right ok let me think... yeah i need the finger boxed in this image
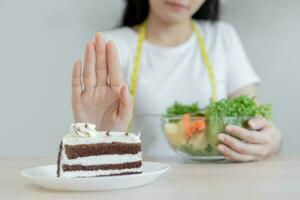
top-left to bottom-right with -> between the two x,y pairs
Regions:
248,117 -> 270,130
218,133 -> 268,157
95,32 -> 107,87
106,41 -> 123,87
218,144 -> 256,162
226,125 -> 268,144
83,41 -> 96,91
72,60 -> 82,102
118,84 -> 133,120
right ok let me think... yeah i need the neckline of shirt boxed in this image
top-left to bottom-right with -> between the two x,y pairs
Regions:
125,26 -> 198,54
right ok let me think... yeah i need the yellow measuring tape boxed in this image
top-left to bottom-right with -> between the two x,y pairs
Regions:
191,21 -> 217,102
129,20 -> 217,102
129,21 -> 146,97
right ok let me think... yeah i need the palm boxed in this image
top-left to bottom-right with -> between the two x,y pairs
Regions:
72,33 -> 133,131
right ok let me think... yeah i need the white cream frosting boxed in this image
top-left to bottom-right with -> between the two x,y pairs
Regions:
69,123 -> 98,137
63,123 -> 141,145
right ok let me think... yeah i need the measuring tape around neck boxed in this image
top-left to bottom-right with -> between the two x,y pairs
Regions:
129,20 -> 217,104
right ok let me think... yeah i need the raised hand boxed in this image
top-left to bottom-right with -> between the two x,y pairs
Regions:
71,33 -> 133,131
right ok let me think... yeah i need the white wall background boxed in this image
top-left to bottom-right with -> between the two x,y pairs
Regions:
0,0 -> 299,156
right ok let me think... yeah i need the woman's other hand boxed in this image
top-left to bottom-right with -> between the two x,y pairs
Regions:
217,117 -> 282,162
72,33 -> 133,131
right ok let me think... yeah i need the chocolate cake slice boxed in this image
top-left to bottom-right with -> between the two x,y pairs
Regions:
57,123 -> 142,178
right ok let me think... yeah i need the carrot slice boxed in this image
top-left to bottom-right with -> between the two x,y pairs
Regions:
182,114 -> 192,138
194,119 -> 206,130
189,119 -> 206,136
182,115 -> 206,139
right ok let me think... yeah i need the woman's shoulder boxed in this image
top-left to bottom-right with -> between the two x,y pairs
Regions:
197,20 -> 241,48
197,20 -> 238,38
197,20 -> 235,32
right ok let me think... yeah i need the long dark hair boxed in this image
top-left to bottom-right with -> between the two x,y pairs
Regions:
122,0 -> 219,27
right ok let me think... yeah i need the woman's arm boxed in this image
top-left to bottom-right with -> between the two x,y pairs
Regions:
216,84 -> 282,162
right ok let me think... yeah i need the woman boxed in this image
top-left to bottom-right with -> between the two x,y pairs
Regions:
71,0 -> 282,161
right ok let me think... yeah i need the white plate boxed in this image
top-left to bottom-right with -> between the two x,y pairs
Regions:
22,161 -> 169,191
188,156 -> 225,161
176,151 -> 225,161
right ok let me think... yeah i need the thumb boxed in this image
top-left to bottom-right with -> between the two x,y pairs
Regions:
118,84 -> 133,121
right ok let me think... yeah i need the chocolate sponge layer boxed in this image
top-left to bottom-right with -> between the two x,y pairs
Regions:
62,161 -> 142,171
64,142 -> 142,159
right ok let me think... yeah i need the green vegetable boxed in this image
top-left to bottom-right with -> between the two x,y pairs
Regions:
204,96 -> 272,149
205,96 -> 272,119
206,114 -> 224,148
166,102 -> 203,116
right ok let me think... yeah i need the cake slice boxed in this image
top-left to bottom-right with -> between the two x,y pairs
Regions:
57,123 -> 142,178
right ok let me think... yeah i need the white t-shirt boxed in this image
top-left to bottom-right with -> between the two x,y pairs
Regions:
104,20 -> 260,156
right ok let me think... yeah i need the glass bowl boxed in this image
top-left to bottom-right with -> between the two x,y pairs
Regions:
161,115 -> 251,160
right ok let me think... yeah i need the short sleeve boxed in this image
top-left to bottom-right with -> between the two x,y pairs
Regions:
222,23 -> 260,95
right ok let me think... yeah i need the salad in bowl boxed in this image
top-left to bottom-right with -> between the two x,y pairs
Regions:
161,96 -> 272,160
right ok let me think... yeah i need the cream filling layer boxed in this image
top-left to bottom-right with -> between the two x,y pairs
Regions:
61,151 -> 142,165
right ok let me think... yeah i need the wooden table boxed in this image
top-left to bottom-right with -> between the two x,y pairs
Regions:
1,155 -> 300,200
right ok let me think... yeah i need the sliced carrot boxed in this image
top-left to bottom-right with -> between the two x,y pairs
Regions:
182,114 -> 192,138
189,119 -> 206,136
194,119 -> 206,130
182,115 -> 206,139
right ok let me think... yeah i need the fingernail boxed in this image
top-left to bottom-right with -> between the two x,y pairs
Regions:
218,134 -> 225,141
95,32 -> 102,37
107,40 -> 114,46
218,145 -> 224,152
249,120 -> 256,127
226,125 -> 232,132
